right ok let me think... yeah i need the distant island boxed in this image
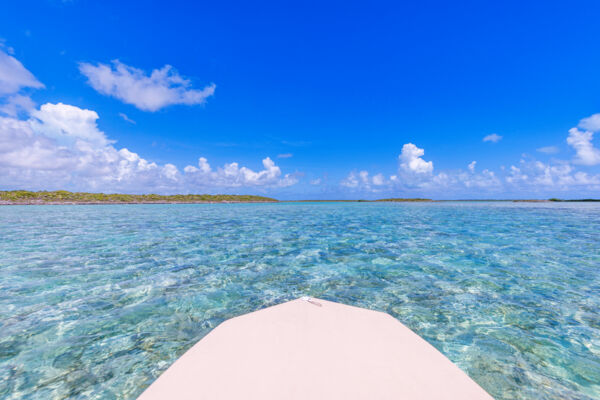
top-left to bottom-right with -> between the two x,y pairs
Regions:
548,198 -> 600,202
0,190 -> 277,204
375,198 -> 433,202
286,198 -> 433,202
1,191 -> 599,205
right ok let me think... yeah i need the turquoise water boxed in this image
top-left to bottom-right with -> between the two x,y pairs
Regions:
0,202 -> 599,399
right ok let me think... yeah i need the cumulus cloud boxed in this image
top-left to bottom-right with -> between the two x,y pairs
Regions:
339,137 -> 599,196
567,128 -> 600,166
341,164 -> 502,194
483,133 -> 502,143
30,103 -> 111,146
0,103 -> 297,192
183,156 -> 298,188
565,114 -> 600,166
341,170 -> 387,191
79,60 -> 215,111
456,169 -> 501,189
506,159 -> 600,189
372,173 -> 385,186
0,104 -> 178,191
341,144 -> 502,194
341,170 -> 365,188
0,116 -> 72,171
399,143 -> 433,174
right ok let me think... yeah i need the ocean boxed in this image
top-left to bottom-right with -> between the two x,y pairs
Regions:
1,202 -> 599,399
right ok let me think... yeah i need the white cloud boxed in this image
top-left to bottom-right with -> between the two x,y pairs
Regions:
0,49 -> 44,95
567,127 -> 600,166
310,178 -> 322,185
506,159 -> 600,189
537,146 -> 559,154
0,115 -> 74,171
340,145 -> 499,194
119,112 -> 136,124
0,104 -> 178,191
0,94 -> 36,117
339,136 -> 599,196
183,156 -> 298,188
563,113 -> 600,166
0,102 -> 298,193
340,164 -> 502,194
340,171 -> 363,188
399,143 -> 433,174
578,113 -> 600,132
372,173 -> 385,186
0,49 -> 43,118
458,169 -> 501,189
277,153 -> 293,158
340,170 -> 389,192
483,133 -> 502,143
79,60 -> 215,112
30,103 -> 111,146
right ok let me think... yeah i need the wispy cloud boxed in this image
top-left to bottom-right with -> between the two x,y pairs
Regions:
483,133 -> 502,143
537,146 -> 559,154
277,153 -> 293,158
79,60 -> 215,112
280,140 -> 311,147
118,112 -> 135,124
0,39 -> 15,55
0,48 -> 44,117
0,94 -> 35,117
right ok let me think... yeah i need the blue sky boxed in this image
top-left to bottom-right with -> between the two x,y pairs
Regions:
1,0 -> 600,199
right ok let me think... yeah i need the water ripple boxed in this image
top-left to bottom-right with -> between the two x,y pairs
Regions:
0,202 -> 599,399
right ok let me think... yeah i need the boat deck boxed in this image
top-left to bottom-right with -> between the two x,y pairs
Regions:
139,298 -> 493,399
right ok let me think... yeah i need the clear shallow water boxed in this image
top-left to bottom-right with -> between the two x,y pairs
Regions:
0,202 -> 599,400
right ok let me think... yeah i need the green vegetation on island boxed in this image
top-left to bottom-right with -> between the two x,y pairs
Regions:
4,191 -> 599,205
0,190 -> 277,204
375,198 -> 433,202
286,199 -> 433,202
548,198 -> 600,202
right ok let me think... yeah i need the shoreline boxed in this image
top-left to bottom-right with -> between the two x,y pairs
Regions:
0,190 -> 279,205
1,190 -> 598,205
5,200 -> 600,205
0,200 -> 277,205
